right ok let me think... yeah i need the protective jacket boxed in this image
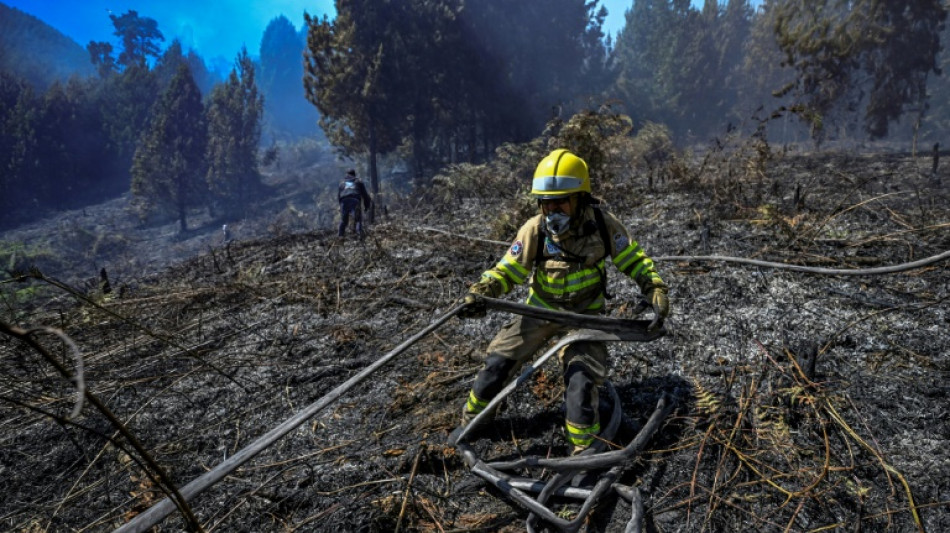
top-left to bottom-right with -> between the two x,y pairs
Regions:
475,205 -> 666,312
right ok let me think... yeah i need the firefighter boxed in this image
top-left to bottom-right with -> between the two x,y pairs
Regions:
457,149 -> 670,454
338,169 -> 372,240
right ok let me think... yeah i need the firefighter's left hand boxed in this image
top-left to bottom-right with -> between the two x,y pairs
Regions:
627,298 -> 650,317
645,287 -> 669,331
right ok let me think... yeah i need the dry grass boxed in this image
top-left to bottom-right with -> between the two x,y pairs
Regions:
1,132 -> 948,531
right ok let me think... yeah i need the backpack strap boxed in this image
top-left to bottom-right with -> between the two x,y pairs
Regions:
592,207 -> 610,255
592,207 -> 612,299
535,226 -> 546,265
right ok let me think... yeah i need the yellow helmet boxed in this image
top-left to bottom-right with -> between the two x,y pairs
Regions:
531,149 -> 590,198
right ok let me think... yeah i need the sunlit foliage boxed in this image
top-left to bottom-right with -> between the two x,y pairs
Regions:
774,0 -> 947,141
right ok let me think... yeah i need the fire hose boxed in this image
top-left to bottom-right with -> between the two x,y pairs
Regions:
449,301 -> 671,533
116,297 -> 663,532
116,301 -> 467,533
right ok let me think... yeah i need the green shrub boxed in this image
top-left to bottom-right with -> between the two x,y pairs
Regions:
0,240 -> 61,275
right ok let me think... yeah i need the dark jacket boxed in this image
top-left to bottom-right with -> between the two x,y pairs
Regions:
338,177 -> 372,208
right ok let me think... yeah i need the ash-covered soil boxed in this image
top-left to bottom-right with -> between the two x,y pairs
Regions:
1,149 -> 948,532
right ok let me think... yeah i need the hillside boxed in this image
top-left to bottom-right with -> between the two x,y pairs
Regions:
1,148 -> 948,532
0,2 -> 95,89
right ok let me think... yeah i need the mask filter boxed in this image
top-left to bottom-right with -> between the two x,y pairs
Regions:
545,212 -> 571,236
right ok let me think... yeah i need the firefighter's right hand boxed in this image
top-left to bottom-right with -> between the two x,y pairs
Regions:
458,293 -> 487,319
646,287 -> 669,331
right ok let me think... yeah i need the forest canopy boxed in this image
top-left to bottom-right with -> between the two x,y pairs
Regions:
1,0 -> 948,230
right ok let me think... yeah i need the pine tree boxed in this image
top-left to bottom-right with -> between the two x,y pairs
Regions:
457,0 -> 606,142
57,77 -> 113,203
154,40 -> 189,92
920,15 -> 950,142
87,41 -> 118,78
98,63 -> 159,185
304,0 -> 408,197
34,81 -> 74,209
304,0 -> 607,185
131,64 -> 207,232
0,74 -> 35,227
185,50 -> 217,97
662,1 -> 718,136
705,0 -> 752,136
206,48 -> 264,218
110,10 -> 165,69
612,0 -> 674,126
774,0 -> 947,141
737,0 -> 801,144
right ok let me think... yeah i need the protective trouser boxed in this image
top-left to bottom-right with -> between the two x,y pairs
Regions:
338,197 -> 363,238
463,315 -> 607,449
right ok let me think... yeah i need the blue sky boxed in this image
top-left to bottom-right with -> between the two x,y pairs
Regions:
4,1 -> 747,63
5,0 -> 336,62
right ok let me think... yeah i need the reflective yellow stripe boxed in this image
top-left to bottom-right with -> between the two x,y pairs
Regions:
536,275 -> 600,295
496,257 -> 529,284
465,390 -> 488,414
501,256 -> 530,278
480,255 -> 529,294
482,271 -> 510,293
630,257 -> 653,279
614,244 -> 645,273
629,261 -> 647,279
613,241 -> 641,263
565,421 -> 601,446
584,294 -> 605,311
526,289 -> 556,309
535,263 -> 605,295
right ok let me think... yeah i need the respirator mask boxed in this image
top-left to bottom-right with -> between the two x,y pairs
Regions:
544,212 -> 571,236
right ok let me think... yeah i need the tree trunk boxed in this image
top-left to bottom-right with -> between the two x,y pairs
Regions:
178,201 -> 188,233
368,119 -> 378,224
177,179 -> 188,233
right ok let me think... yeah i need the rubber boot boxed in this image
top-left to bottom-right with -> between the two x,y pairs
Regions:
564,364 -> 600,454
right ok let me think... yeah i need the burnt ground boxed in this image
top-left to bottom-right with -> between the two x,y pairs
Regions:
1,148 -> 949,532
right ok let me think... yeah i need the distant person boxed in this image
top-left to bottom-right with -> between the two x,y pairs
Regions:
338,169 -> 372,240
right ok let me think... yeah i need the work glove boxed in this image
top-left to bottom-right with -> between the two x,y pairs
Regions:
458,293 -> 487,319
645,287 -> 669,331
458,281 -> 493,318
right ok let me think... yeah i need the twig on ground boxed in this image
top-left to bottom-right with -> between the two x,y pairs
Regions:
395,443 -> 425,533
